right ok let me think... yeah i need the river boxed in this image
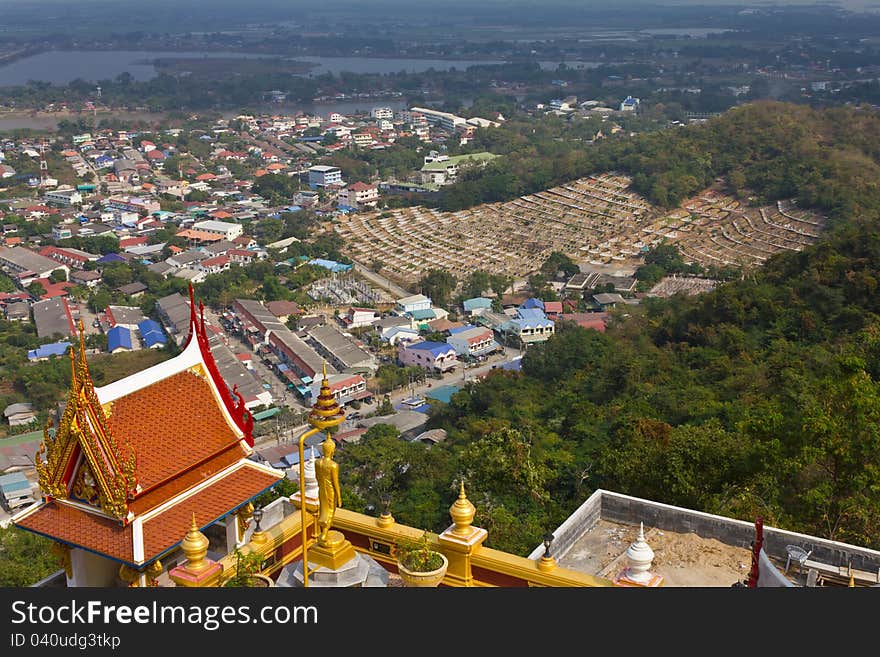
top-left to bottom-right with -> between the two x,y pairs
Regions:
0,50 -> 507,87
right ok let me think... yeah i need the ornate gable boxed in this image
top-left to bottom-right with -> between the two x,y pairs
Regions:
34,325 -> 138,522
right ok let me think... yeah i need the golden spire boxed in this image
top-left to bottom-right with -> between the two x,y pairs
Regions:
181,513 -> 210,573
449,481 -> 476,538
307,361 -> 345,431
849,563 -> 855,588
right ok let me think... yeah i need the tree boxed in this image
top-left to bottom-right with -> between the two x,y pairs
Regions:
377,395 -> 394,416
0,525 -> 57,586
27,281 -> 46,299
417,269 -> 457,308
49,269 -> 67,283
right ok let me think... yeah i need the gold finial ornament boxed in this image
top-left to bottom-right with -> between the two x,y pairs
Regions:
51,542 -> 72,578
145,560 -> 163,587
118,564 -> 141,587
181,514 -> 210,573
449,481 -> 476,537
236,502 -> 254,542
308,362 -> 345,431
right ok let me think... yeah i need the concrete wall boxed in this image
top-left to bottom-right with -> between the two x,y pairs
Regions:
69,548 -> 119,587
535,490 -> 880,576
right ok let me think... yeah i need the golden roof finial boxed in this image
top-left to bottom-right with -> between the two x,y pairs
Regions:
449,479 -> 476,538
849,563 -> 855,588
308,362 -> 345,431
181,513 -> 210,573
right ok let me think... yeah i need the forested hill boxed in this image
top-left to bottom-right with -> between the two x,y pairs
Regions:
338,103 -> 880,555
438,102 -> 880,223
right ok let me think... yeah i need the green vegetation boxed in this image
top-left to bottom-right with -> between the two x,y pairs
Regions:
341,103 -> 880,556
436,102 -> 880,220
0,525 -> 58,587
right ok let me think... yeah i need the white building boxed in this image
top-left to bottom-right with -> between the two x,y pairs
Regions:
370,107 -> 394,120
308,165 -> 343,188
395,294 -> 432,315
191,220 -> 243,241
45,189 -> 83,207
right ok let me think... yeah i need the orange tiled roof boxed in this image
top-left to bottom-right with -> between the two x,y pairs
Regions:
141,464 -> 279,558
17,503 -> 135,563
17,462 -> 280,565
107,369 -> 240,492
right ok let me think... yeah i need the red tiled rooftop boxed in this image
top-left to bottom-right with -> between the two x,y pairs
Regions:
106,369 -> 240,491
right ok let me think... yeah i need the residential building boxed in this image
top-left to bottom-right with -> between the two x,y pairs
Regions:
0,246 -> 69,285
501,307 -> 555,345
462,297 -> 493,316
105,305 -> 146,330
137,319 -> 167,349
338,182 -> 379,210
39,246 -> 100,270
0,472 -> 36,511
116,282 -> 148,298
105,196 -> 161,216
107,325 -> 134,353
307,373 -> 371,406
27,341 -> 72,361
398,340 -> 458,373
4,301 -> 30,321
370,107 -> 394,120
4,402 -> 37,426
340,307 -> 380,329
620,96 -> 640,112
420,151 -> 498,186
45,188 -> 83,207
198,255 -> 232,275
191,220 -> 244,241
395,293 -> 432,315
32,297 -> 76,339
70,269 -> 102,288
446,326 -> 499,358
305,324 -> 377,375
308,165 -> 343,188
409,106 -> 468,131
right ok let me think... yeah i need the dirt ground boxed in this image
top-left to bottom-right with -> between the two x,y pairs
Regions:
558,519 -> 752,587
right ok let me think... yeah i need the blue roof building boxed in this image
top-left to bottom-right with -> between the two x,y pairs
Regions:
97,253 -> 127,264
138,319 -> 167,349
308,259 -> 353,273
107,326 -> 133,353
410,308 -> 437,321
27,342 -> 72,361
516,307 -> 547,321
520,298 -> 545,310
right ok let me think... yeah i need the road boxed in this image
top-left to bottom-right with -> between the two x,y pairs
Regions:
349,260 -> 410,299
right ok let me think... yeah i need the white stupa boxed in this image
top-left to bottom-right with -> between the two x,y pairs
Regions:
302,446 -> 319,499
615,521 -> 663,587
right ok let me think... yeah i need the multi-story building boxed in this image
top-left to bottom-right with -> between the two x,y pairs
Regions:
398,339 -> 458,373
370,107 -> 394,120
446,326 -> 499,358
45,189 -> 83,207
191,220 -> 244,241
39,246 -> 100,270
338,182 -> 379,210
0,246 -> 69,285
307,373 -> 370,406
395,294 -> 432,316
340,307 -> 381,329
308,165 -> 343,188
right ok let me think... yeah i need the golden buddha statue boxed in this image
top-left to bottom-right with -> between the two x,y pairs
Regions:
314,434 -> 341,546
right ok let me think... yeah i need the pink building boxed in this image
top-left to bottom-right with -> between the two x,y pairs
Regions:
398,340 -> 458,373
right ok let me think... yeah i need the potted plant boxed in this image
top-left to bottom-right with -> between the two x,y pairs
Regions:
225,547 -> 273,587
395,531 -> 448,587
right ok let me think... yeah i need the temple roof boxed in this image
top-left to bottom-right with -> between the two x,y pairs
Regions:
14,286 -> 284,568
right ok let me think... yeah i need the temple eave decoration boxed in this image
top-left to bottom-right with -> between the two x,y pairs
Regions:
33,321 -> 138,521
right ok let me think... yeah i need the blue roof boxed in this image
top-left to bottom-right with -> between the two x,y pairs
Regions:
463,297 -> 492,311
517,307 -> 547,321
98,253 -> 127,264
520,298 -> 545,310
107,326 -> 133,352
410,309 -> 436,321
406,341 -> 454,358
0,472 -> 31,494
508,317 -> 555,330
501,356 -> 523,371
138,319 -> 166,348
27,342 -> 71,360
425,384 -> 460,404
448,324 -> 477,335
309,259 -> 353,273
